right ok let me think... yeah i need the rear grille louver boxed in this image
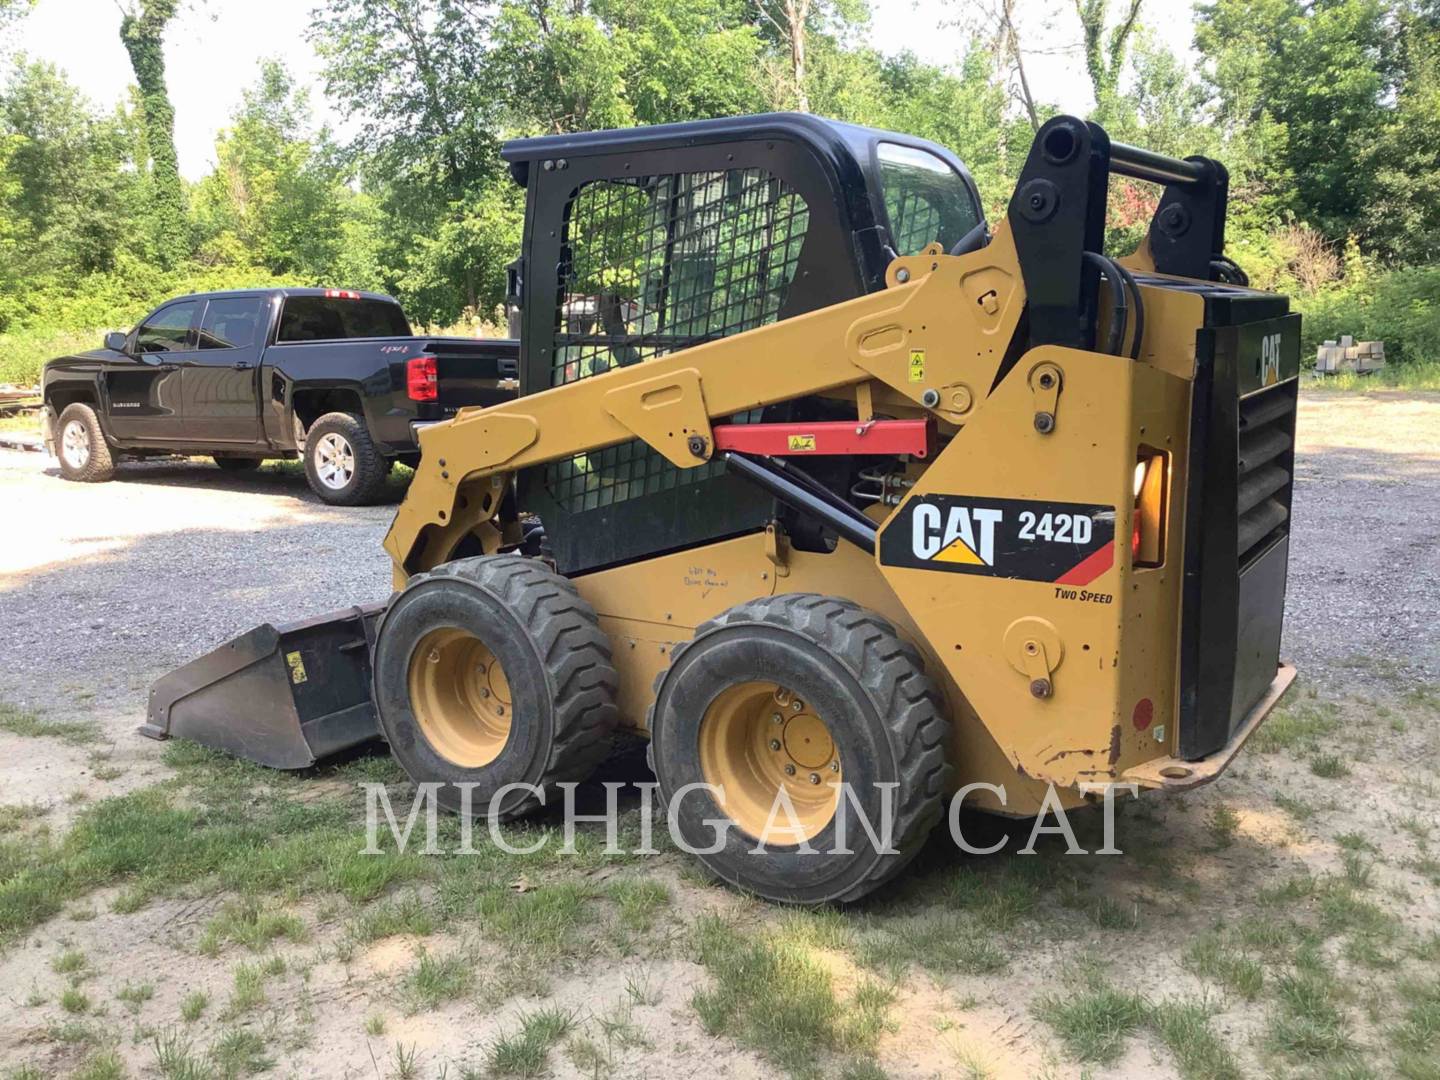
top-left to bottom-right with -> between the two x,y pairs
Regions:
1236,385 -> 1296,567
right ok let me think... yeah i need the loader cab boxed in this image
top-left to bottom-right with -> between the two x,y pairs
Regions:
501,113 -> 983,574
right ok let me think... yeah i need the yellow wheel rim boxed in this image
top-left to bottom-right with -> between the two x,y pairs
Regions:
698,682 -> 842,843
407,628 -> 512,768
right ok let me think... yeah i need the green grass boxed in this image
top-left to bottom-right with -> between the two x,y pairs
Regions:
607,877 -> 671,933
1204,805 -> 1241,849
1389,978 -> 1440,1078
1311,753 -> 1351,779
198,896 -> 309,954
52,947 -> 87,975
1034,977 -> 1147,1064
224,962 -> 268,1017
403,945 -> 475,1010
0,700 -> 99,746
179,990 -> 208,1022
489,1005 -> 578,1077
1267,964 -> 1355,1060
347,892 -> 437,945
1150,999 -> 1244,1080
1306,360 -> 1440,391
1251,699 -> 1341,754
690,914 -> 893,1075
364,1013 -> 386,1036
1037,972 -> 1242,1076
208,1027 -> 273,1078
115,980 -> 155,1013
59,985 -> 92,1014
70,1050 -> 126,1080
1183,934 -> 1265,1000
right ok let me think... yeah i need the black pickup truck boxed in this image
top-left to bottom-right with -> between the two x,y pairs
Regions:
42,288 -> 518,504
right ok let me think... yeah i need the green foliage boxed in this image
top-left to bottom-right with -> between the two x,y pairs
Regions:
2,0 -> 1438,377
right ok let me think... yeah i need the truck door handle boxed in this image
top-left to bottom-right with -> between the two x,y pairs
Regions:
232,361 -> 252,370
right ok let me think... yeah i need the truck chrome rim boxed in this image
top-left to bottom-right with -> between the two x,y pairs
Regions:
698,682 -> 842,843
314,433 -> 354,489
61,420 -> 90,468
407,628 -> 512,767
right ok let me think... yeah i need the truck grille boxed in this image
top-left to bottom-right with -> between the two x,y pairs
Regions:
1236,384 -> 1295,567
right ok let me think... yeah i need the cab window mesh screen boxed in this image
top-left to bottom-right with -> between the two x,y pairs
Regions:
544,167 -> 807,513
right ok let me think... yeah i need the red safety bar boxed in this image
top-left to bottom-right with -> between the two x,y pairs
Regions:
711,419 -> 930,458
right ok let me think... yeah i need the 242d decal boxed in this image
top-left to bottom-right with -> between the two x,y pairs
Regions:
880,495 -> 1117,586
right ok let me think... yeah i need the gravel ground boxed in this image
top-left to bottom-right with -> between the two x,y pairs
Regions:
0,389 -> 1435,722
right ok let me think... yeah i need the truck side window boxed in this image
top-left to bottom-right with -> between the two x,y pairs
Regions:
134,301 -> 199,353
199,297 -> 265,350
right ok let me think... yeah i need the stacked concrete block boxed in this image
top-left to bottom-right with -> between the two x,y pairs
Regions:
1315,335 -> 1386,374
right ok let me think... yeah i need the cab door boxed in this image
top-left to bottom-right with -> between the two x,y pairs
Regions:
103,300 -> 200,441
182,296 -> 266,444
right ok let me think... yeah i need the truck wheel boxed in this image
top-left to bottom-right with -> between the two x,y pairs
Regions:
213,456 -> 262,472
649,594 -> 952,905
303,411 -> 389,505
372,555 -> 620,820
55,402 -> 115,483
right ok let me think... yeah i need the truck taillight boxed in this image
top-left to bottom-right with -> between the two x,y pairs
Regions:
406,356 -> 438,401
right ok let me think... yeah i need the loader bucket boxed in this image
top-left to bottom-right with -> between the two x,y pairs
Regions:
140,602 -> 387,769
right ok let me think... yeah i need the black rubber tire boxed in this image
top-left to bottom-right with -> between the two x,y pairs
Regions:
649,594 -> 952,905
54,402 -> 115,482
213,456 -> 262,472
302,411 -> 390,505
372,555 -> 620,819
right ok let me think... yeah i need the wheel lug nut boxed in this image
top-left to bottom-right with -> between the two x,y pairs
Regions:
771,713 -> 783,724
792,700 -> 803,712
808,773 -> 820,785
830,761 -> 840,772
784,764 -> 796,776
479,688 -> 490,698
496,705 -> 505,715
769,739 -> 781,751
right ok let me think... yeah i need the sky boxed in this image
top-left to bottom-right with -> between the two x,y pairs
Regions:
7,0 -> 1201,181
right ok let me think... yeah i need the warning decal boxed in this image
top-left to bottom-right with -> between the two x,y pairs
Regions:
879,495 -> 1117,584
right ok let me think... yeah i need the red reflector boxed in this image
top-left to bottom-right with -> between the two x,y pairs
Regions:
324,289 -> 360,300
406,356 -> 438,401
1132,698 -> 1154,731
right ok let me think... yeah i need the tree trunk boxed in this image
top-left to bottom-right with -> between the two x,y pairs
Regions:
120,1 -> 187,268
785,0 -> 810,113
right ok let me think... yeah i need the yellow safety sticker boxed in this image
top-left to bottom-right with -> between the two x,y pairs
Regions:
787,434 -> 817,452
286,651 -> 308,685
908,348 -> 925,383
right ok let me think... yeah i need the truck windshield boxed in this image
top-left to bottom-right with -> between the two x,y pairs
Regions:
277,297 -> 411,341
876,142 -> 981,256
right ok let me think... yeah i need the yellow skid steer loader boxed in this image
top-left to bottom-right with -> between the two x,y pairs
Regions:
144,114 -> 1299,903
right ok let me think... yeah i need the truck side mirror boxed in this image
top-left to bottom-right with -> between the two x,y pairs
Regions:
104,331 -> 128,353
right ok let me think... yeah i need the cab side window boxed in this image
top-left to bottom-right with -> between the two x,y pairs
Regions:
199,297 -> 265,350
134,302 -> 199,353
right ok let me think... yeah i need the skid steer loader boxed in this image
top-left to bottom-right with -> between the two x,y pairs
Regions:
144,113 -> 1299,903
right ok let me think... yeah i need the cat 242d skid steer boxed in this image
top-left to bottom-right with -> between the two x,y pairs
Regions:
144,113 -> 1300,904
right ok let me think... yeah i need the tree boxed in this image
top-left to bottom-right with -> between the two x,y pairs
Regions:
117,0 -> 187,267
193,61 -> 350,280
1074,0 -> 1143,108
1195,0 -> 1393,242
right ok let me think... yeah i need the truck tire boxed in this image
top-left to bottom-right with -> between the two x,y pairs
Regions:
213,455 -> 262,472
648,594 -> 952,905
372,555 -> 620,820
302,411 -> 389,505
55,402 -> 115,483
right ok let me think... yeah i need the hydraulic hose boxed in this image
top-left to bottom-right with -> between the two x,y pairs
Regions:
1111,259 -> 1145,360
1083,251 -> 1127,357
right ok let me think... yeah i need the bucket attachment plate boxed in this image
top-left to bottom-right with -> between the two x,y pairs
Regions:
141,602 -> 387,769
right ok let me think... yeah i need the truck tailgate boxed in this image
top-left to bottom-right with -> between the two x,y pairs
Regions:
422,338 -> 519,409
